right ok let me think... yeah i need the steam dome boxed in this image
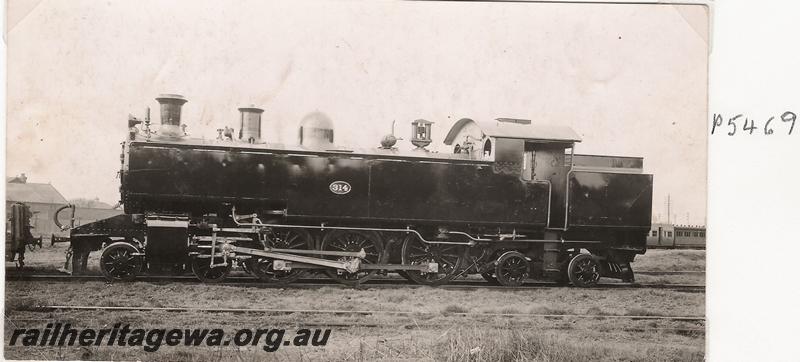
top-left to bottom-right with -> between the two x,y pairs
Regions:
298,111 -> 334,149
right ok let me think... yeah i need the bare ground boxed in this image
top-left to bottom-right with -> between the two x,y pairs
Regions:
4,246 -> 705,361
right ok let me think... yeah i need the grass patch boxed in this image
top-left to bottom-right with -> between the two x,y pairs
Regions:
624,307 -> 665,317
634,249 -> 705,272
98,299 -> 122,307
585,306 -> 612,316
432,328 -> 703,362
442,304 -> 469,314
6,297 -> 50,312
529,305 -> 571,315
499,307 -> 521,314
385,293 -> 409,303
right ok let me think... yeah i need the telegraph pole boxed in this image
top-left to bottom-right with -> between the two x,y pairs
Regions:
666,194 -> 671,224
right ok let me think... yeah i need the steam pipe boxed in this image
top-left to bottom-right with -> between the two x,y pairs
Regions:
53,204 -> 76,231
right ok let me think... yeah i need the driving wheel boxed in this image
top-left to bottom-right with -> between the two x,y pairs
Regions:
320,230 -> 385,286
400,234 -> 465,286
246,228 -> 315,284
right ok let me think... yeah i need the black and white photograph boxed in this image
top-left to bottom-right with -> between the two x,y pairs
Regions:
2,0 -> 796,361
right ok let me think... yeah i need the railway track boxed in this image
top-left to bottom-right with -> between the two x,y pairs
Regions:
30,305 -> 706,322
7,315 -> 705,337
5,273 -> 705,292
636,270 -> 704,275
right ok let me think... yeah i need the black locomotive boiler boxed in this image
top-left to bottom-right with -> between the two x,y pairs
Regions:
56,94 -> 653,287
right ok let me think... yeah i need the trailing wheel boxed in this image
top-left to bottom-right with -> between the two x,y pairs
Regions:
400,234 -> 466,286
320,230 -> 386,286
567,253 -> 601,287
246,229 -> 315,284
100,242 -> 143,281
494,251 -> 530,287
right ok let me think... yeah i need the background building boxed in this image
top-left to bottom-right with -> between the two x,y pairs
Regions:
6,174 -> 122,239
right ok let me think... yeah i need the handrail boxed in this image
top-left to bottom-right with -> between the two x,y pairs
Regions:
230,206 -> 480,246
228,206 -> 605,246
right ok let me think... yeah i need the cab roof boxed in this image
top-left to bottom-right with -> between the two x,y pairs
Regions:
443,118 -> 582,145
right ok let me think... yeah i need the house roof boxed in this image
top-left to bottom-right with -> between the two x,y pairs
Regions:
443,118 -> 582,145
6,182 -> 68,204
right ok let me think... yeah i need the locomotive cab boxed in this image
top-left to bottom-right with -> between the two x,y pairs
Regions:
444,117 -> 582,229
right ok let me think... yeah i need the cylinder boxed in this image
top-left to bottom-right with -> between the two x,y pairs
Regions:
155,94 -> 188,137
238,106 -> 264,143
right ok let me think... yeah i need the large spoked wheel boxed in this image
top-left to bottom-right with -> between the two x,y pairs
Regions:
191,256 -> 231,283
100,242 -> 143,282
320,230 -> 385,286
567,253 -> 601,287
400,234 -> 466,286
494,251 -> 530,287
246,229 -> 315,284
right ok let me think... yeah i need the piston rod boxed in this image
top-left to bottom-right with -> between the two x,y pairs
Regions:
228,246 -> 361,273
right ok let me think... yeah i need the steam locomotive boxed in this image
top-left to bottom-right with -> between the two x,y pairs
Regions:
56,94 -> 653,287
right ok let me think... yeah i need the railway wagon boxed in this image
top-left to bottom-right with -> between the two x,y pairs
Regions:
647,224 -> 706,249
56,94 -> 653,287
6,202 -> 42,268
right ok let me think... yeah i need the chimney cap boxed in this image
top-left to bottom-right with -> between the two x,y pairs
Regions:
155,94 -> 188,104
238,105 -> 264,113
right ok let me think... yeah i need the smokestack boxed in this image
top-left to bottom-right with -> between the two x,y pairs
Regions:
155,94 -> 188,137
238,105 -> 264,143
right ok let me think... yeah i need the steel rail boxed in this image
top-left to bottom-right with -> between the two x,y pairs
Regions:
36,305 -> 706,322
636,270 -> 705,275
5,273 -> 705,291
2,318 -> 705,334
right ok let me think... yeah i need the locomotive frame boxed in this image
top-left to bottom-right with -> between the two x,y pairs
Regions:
56,94 -> 653,288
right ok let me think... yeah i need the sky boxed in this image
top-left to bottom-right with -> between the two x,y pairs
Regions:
6,0 -> 708,224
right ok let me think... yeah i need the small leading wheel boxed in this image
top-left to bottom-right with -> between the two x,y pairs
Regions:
400,234 -> 466,286
480,272 -> 500,285
567,253 -> 601,287
320,230 -> 385,286
191,256 -> 231,283
494,251 -> 530,287
100,242 -> 143,281
246,229 -> 315,284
